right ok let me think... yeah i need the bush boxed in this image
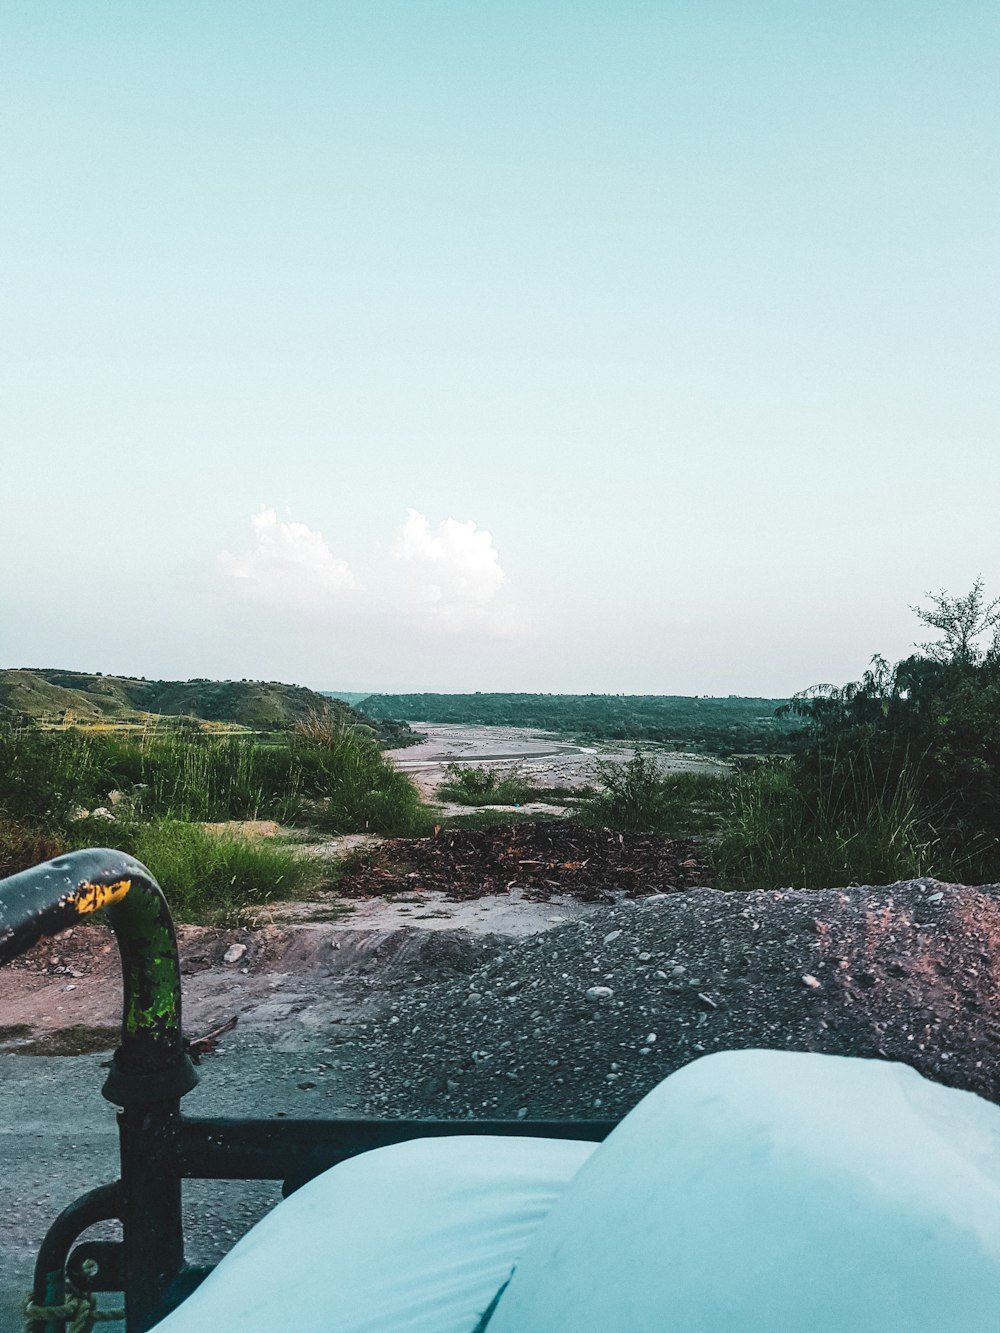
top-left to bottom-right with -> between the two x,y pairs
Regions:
579,751 -> 724,836
437,764 -> 538,807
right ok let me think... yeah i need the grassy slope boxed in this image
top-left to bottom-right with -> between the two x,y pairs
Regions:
0,669 -> 365,729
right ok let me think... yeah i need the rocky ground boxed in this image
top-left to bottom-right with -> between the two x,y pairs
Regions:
356,878 -> 1000,1120
4,853 -> 1000,1331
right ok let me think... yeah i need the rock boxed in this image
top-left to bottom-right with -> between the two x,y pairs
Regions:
585,986 -> 614,1003
223,944 -> 247,965
802,974 -> 821,989
603,930 -> 622,945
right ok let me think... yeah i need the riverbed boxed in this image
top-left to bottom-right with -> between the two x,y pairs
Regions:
386,722 -> 728,798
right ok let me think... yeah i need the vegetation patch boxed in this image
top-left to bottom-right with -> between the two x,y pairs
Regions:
579,752 -> 725,838
61,818 -> 323,925
437,763 -> 540,806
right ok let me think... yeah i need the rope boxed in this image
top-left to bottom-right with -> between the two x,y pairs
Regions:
23,1261 -> 125,1333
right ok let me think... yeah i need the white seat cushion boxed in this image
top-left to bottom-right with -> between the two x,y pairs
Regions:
489,1050 -> 1000,1332
152,1134 -> 595,1333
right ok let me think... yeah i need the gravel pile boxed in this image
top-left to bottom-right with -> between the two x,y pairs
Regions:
359,879 -> 1000,1121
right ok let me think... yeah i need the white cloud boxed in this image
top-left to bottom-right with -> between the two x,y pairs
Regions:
220,506 -> 355,604
395,509 -> 508,626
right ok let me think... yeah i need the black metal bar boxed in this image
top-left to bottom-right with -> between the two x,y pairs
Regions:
29,1183 -> 121,1333
179,1115 -> 617,1194
1,851 -> 198,1332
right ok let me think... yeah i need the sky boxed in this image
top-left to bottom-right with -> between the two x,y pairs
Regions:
1,2 -> 997,695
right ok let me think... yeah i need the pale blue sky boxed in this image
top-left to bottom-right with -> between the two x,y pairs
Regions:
2,2 -> 997,693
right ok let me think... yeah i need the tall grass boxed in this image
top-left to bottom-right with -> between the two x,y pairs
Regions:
63,816 -> 320,924
0,720 -> 428,834
578,746 -> 972,890
713,756 -> 938,890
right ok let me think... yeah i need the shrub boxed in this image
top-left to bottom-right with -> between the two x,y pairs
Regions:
437,764 -> 538,807
0,720 -> 431,837
580,751 -> 725,836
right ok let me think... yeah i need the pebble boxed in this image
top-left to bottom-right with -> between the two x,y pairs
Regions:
585,986 -> 614,1002
802,974 -> 821,989
223,944 -> 247,965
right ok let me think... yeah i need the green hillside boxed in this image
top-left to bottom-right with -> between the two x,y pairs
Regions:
0,669 -> 372,732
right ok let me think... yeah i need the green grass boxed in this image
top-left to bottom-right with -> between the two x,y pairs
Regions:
711,759 -> 939,890
576,747 -> 985,890
64,817 -> 322,924
436,763 -> 540,806
0,719 -> 428,834
0,717 -> 432,919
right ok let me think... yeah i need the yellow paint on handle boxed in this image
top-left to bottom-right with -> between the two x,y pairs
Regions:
69,879 -> 132,916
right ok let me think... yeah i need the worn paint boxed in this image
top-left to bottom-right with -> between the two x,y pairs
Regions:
68,878 -> 132,916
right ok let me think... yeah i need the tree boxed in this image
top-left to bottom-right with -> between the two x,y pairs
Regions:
912,577 -> 1000,666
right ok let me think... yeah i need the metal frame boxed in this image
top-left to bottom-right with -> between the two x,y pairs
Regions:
0,850 -> 615,1332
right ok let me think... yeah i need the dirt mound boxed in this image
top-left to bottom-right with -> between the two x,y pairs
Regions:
338,822 -> 707,902
358,879 -> 1000,1120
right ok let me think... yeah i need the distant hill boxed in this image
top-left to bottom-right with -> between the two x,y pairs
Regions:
0,669 -> 382,734
359,692 -> 799,756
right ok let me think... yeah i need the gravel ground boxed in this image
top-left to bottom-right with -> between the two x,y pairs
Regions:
359,879 -> 1000,1120
7,874 -> 1000,1331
